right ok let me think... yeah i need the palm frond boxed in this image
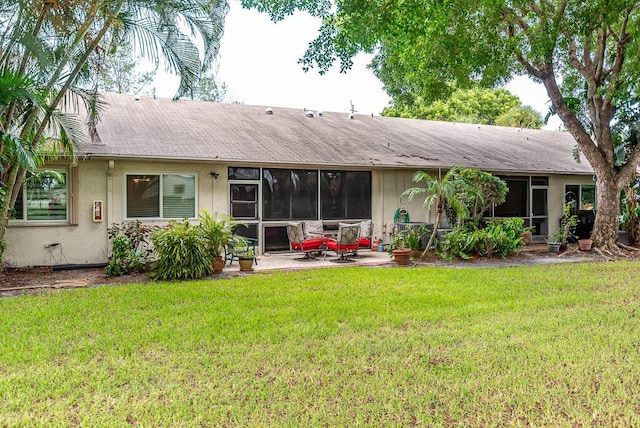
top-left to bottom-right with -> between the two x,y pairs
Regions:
0,132 -> 37,169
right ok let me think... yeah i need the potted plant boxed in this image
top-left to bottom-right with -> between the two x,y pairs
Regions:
198,210 -> 239,274
404,226 -> 428,260
577,236 -> 593,251
548,203 -> 578,253
388,230 -> 412,265
521,228 -> 533,245
232,236 -> 256,272
238,249 -> 255,272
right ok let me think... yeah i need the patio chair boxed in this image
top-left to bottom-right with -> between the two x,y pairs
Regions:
225,236 -> 258,265
357,219 -> 373,251
286,222 -> 326,261
304,220 -> 325,238
326,223 -> 361,263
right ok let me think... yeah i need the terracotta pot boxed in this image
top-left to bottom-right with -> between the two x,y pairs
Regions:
392,248 -> 412,266
578,239 -> 593,251
238,258 -> 254,272
521,230 -> 532,246
212,256 -> 225,274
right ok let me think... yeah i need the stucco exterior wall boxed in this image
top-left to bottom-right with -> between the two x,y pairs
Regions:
5,161 -> 109,267
4,159 -> 595,267
371,169 -> 436,244
548,174 -> 596,234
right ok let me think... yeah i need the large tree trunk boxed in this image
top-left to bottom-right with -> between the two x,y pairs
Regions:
591,172 -> 623,252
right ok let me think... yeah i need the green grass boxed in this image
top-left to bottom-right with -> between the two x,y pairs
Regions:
1,262 -> 640,426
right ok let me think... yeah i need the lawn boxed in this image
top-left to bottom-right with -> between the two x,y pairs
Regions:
1,262 -> 639,426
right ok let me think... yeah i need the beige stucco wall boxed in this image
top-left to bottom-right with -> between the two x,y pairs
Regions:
4,159 -> 226,267
4,159 -> 595,267
371,169 -> 438,244
5,161 -> 109,267
548,174 -> 596,235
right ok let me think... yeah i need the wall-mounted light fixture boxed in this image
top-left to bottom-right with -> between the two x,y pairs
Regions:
210,172 -> 220,180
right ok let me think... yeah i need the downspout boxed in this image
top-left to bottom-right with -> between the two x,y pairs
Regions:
380,170 -> 386,244
106,159 -> 114,258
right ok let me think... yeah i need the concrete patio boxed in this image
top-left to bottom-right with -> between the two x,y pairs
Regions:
224,249 -> 393,273
220,243 -> 596,274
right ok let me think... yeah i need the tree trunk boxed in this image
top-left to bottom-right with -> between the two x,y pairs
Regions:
423,205 -> 442,256
591,172 -> 623,252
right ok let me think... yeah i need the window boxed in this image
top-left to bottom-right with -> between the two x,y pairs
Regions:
228,167 -> 259,180
320,171 -> 371,219
263,168 -> 318,220
12,170 -> 68,222
126,173 -> 196,219
494,177 -> 528,217
230,184 -> 258,219
565,184 -> 596,213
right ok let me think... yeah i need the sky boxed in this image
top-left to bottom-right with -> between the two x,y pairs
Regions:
156,1 -> 562,129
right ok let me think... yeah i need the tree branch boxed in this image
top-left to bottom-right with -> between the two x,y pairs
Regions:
604,10 -> 630,105
540,65 -> 607,173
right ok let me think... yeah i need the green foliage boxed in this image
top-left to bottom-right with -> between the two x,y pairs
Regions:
189,71 -> 229,102
0,238 -> 6,265
402,166 -> 472,251
402,167 -> 507,253
96,39 -> 157,95
404,227 -> 426,251
106,220 -> 156,276
238,248 -> 255,260
453,168 -> 508,227
552,203 -> 579,244
621,180 -> 640,245
107,220 -> 156,254
383,87 -> 543,129
495,105 -> 544,129
438,229 -> 475,260
105,235 -> 147,277
485,217 -> 527,259
150,220 -> 212,280
198,210 -> 240,257
439,217 -> 527,260
232,236 -> 256,259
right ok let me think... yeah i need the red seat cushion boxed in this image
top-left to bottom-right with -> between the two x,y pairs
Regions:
326,239 -> 359,252
291,237 -> 325,251
358,238 -> 371,248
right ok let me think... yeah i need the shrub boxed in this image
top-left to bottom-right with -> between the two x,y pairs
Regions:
485,217 -> 527,258
438,217 -> 527,260
438,229 -> 475,260
106,220 -> 156,276
107,220 -> 156,254
105,235 -> 147,277
150,220 -> 212,280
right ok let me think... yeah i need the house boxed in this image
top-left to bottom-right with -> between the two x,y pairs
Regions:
4,93 -> 596,267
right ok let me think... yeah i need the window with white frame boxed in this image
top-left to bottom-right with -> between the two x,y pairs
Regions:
12,170 -> 68,222
126,173 -> 196,219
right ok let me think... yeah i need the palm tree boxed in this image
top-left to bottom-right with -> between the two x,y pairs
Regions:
0,0 -> 228,254
401,166 -> 477,254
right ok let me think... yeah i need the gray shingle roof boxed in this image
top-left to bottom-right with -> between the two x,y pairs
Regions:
82,93 -> 593,175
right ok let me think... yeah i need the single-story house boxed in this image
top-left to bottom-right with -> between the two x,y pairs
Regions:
5,93 -> 596,267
